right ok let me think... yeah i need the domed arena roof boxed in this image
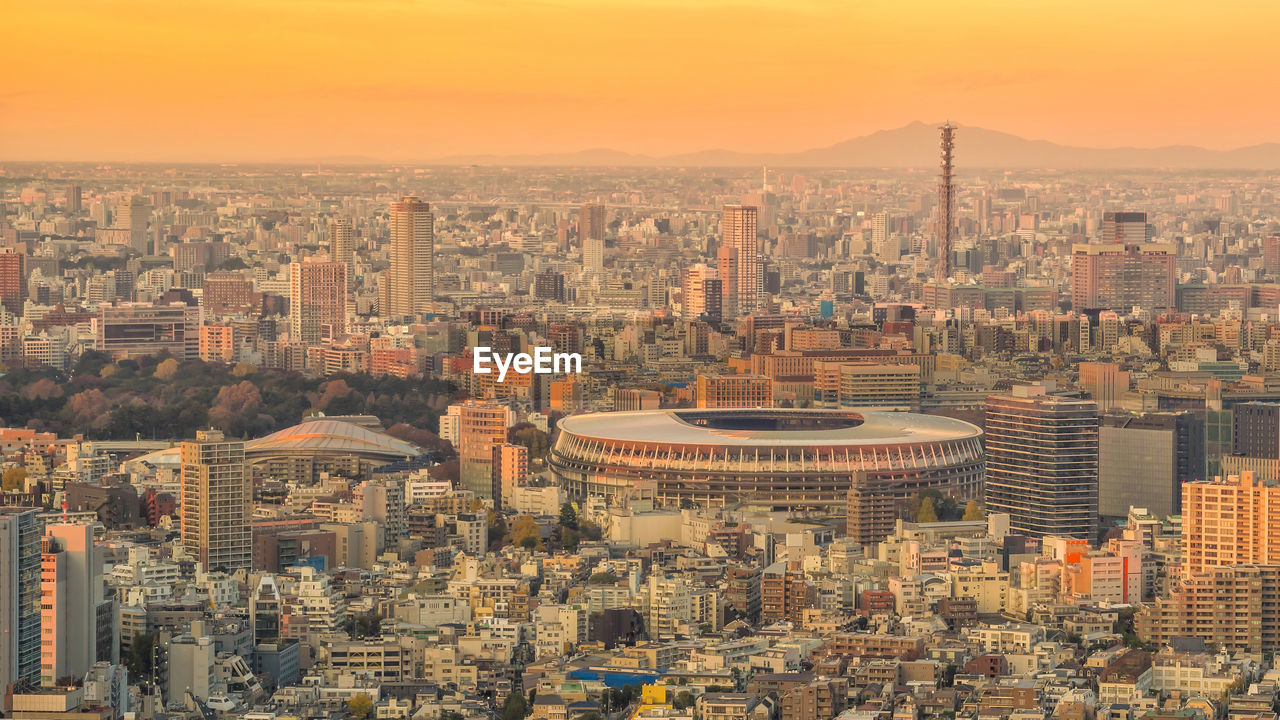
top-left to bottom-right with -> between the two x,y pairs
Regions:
246,419 -> 421,461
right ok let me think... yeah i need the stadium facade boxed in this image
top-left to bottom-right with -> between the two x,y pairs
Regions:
550,408 -> 984,543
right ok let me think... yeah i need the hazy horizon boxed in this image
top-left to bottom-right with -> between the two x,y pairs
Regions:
7,0 -> 1280,163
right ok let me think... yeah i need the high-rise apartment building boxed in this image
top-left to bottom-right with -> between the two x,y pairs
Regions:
1099,412 -> 1205,519
681,264 -> 721,321
329,218 -> 355,278
180,430 -> 251,572
1181,472 -> 1280,576
289,259 -> 347,344
534,271 -> 566,302
388,197 -> 433,319
116,195 -> 150,253
984,385 -> 1099,539
40,524 -> 114,686
492,443 -> 529,509
1264,236 -> 1280,276
1137,565 -> 1280,654
0,250 -> 25,315
1101,211 -> 1148,244
65,185 -> 81,214
1071,243 -> 1176,313
580,203 -> 605,272
720,205 -> 760,317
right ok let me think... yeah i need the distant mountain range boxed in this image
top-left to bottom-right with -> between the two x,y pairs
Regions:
429,121 -> 1280,169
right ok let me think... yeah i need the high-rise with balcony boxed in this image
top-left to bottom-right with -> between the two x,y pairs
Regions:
289,259 -> 347,344
181,430 -> 251,572
387,197 -> 433,319
721,205 -> 760,316
329,217 -> 355,279
984,384 -> 1099,540
1071,243 -> 1176,313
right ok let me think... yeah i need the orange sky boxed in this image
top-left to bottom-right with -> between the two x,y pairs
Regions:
3,0 -> 1278,162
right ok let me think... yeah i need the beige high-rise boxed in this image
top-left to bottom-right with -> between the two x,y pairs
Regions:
721,205 -> 760,316
330,217 -> 355,277
388,197 -> 434,318
180,430 -> 251,572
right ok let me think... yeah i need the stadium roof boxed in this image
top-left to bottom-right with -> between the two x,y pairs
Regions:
557,408 -> 980,447
246,419 -> 421,460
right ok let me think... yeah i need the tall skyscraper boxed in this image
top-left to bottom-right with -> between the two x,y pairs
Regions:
936,123 -> 955,281
289,259 -> 347,344
1070,243 -> 1176,313
0,508 -> 41,700
0,250 -> 25,315
720,205 -> 760,316
180,430 -> 251,572
984,385 -> 1099,539
580,202 -> 605,272
40,524 -> 114,686
116,195 -> 150,254
65,185 -> 81,214
388,197 -> 433,319
329,217 -> 354,277
1101,211 -> 1148,244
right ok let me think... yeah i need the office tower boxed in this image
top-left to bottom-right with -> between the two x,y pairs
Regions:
1070,242 -> 1176,313
329,218 -> 354,277
579,202 -> 605,274
456,401 -> 511,501
116,195 -> 150,254
0,508 -> 41,700
0,250 -> 24,315
40,524 -> 114,686
721,205 -> 760,316
288,259 -> 347,344
180,430 -> 251,572
95,302 -> 201,360
984,385 -> 1099,539
1232,403 -> 1280,458
1078,362 -> 1130,411
1101,211 -> 1148,244
65,185 -> 81,214
1099,412 -> 1205,518
936,123 -> 955,280
388,197 -> 433,319
695,374 -> 773,408
681,264 -> 721,320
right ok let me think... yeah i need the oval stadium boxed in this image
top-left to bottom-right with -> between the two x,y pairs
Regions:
550,408 -> 984,544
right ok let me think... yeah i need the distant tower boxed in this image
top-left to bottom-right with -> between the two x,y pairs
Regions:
388,197 -> 434,319
937,123 -> 955,281
579,202 -> 605,272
